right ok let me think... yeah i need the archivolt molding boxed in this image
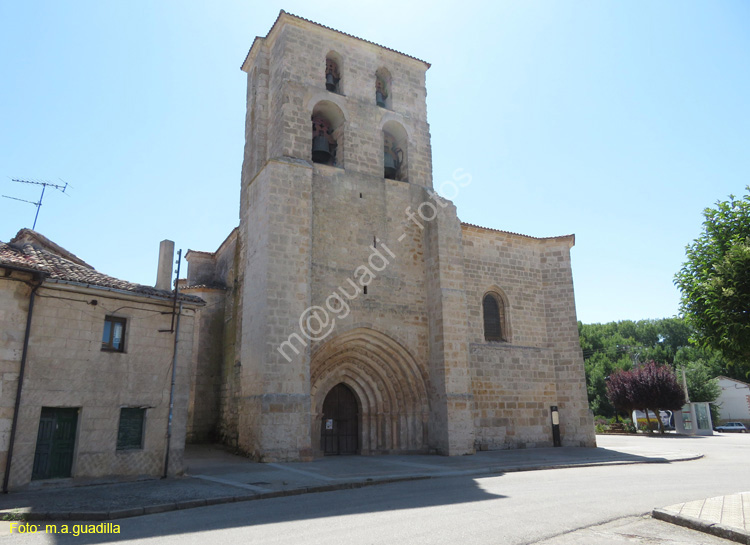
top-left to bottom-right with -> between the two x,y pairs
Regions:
310,327 -> 429,453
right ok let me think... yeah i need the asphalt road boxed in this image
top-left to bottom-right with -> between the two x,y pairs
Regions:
3,434 -> 749,545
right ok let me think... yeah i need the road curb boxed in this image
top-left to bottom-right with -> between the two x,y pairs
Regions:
653,508 -> 750,544
0,476 -> 432,522
0,455 -> 703,522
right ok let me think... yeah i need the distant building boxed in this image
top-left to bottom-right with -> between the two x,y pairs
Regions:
182,11 -> 595,461
715,376 -> 750,425
0,229 -> 203,490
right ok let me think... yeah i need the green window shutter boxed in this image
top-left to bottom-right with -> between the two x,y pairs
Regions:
117,408 -> 145,450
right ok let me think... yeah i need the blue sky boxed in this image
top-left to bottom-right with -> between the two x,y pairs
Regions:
1,1 -> 748,324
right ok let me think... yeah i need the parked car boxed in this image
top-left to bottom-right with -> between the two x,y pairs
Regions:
714,422 -> 748,433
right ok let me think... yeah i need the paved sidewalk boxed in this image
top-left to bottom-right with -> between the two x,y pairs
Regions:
653,492 -> 750,544
0,441 -> 701,522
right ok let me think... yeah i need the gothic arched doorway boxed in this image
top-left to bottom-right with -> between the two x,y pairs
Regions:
311,328 -> 430,456
321,383 -> 359,455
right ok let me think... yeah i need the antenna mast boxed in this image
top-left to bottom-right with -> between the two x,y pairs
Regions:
2,178 -> 70,230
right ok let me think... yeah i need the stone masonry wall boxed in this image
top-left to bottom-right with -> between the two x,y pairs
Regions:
461,226 -> 594,449
424,202 -> 476,455
185,288 -> 224,443
1,280 -> 196,490
243,15 -> 432,188
308,166 -> 430,370
184,229 -> 242,447
0,270 -> 34,479
238,14 -> 436,459
540,241 -> 596,447
216,234 -> 243,449
238,158 -> 313,461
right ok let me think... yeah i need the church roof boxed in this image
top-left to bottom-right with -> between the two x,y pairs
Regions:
185,227 -> 239,261
242,10 -> 431,71
0,229 -> 203,304
461,222 -> 575,243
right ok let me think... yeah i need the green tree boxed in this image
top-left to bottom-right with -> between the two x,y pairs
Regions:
606,361 -> 686,433
674,344 -> 746,381
579,322 -> 633,417
675,190 -> 750,374
674,346 -> 725,423
579,318 -> 696,417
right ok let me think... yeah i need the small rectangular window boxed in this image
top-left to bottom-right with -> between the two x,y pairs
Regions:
117,408 -> 145,450
102,316 -> 126,352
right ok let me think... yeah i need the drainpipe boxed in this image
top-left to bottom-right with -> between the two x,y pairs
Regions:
3,274 -> 45,493
163,302 -> 182,479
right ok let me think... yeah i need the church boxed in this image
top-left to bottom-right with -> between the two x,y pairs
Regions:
182,11 -> 595,461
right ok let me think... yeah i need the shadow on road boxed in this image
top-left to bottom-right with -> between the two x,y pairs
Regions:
19,476 -> 507,544
0,442 -> 699,544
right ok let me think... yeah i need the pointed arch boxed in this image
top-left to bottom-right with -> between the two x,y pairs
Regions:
310,328 -> 429,455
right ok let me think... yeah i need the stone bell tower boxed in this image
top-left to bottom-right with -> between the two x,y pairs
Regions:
185,10 -> 594,460
234,10 -> 477,460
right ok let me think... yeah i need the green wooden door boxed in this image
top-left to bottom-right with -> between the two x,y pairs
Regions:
32,408 -> 78,480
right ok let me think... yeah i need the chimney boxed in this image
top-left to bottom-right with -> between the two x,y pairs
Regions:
156,240 -> 175,291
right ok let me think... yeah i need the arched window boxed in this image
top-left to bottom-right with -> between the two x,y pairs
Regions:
483,293 -> 507,342
375,67 -> 392,109
382,120 -> 408,181
325,52 -> 342,94
311,101 -> 345,167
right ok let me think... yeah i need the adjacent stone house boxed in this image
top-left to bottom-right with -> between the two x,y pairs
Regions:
0,229 -> 203,490
182,11 -> 595,461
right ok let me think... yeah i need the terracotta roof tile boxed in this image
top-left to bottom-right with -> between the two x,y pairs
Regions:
0,232 -> 203,304
11,228 -> 93,268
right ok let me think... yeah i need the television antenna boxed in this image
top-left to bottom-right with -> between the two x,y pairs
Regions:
3,178 -> 70,230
